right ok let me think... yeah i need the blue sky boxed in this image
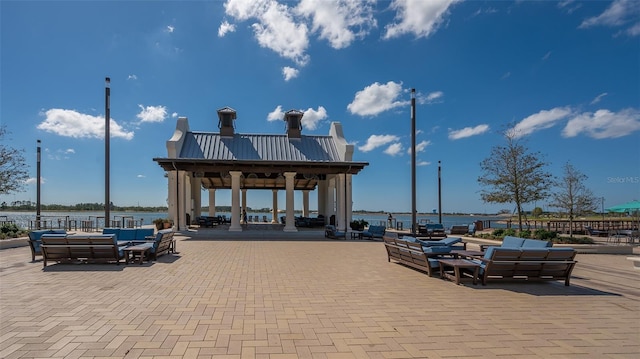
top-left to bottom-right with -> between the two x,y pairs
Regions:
1,0 -> 639,214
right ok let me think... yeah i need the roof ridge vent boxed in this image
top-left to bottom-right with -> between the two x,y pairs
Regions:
284,109 -> 303,139
217,106 -> 236,137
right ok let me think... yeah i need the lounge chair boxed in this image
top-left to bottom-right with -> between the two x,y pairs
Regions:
324,225 -> 346,239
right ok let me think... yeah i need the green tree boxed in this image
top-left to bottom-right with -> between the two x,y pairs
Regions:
478,127 -> 553,231
0,126 -> 29,195
549,162 -> 597,237
532,207 -> 543,218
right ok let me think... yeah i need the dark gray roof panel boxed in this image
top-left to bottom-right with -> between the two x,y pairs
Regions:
178,132 -> 343,162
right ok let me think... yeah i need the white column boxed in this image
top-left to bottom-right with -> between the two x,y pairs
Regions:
302,190 -> 309,217
317,178 -> 327,219
327,176 -> 336,225
229,171 -> 242,231
271,189 -> 278,224
208,189 -> 216,217
242,188 -> 247,223
346,174 -> 353,230
167,171 -> 177,229
191,175 -> 202,223
336,174 -> 346,232
283,172 -> 297,232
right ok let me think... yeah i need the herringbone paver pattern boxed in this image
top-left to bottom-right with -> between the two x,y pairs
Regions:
1,230 -> 638,358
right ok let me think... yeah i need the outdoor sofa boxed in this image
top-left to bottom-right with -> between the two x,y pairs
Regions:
125,229 -> 175,260
28,229 -> 67,261
474,236 -> 577,285
362,225 -> 386,239
418,223 -> 447,239
383,233 -> 440,276
102,228 -> 154,243
450,225 -> 470,235
40,233 -> 126,267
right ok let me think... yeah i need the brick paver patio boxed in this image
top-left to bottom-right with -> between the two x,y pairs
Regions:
1,229 -> 638,358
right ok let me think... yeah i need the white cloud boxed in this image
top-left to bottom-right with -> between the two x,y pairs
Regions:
590,92 -> 608,105
282,66 -> 299,81
407,140 -> 431,155
267,105 -> 286,122
224,0 -> 310,66
127,74 -> 138,80
136,105 -> 168,123
384,142 -> 403,156
63,148 -> 75,154
295,0 -> 376,49
509,107 -> 573,138
417,160 -> 430,166
347,81 -> 408,116
383,0 -> 460,39
542,51 -> 551,61
137,174 -> 146,178
172,112 -> 178,118
421,91 -> 443,104
501,71 -> 511,80
301,106 -> 327,130
218,20 -> 236,37
358,134 -> 400,152
25,177 -> 45,185
448,124 -> 490,140
562,108 -> 640,139
166,25 -> 175,33
579,0 -> 640,36
37,109 -> 134,140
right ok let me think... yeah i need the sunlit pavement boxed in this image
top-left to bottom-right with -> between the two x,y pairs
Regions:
1,228 -> 638,358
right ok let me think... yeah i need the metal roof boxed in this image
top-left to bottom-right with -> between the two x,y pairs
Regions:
154,130 -> 367,190
179,132 -> 344,162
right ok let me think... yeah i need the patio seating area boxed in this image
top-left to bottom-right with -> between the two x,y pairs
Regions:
1,228 -> 639,358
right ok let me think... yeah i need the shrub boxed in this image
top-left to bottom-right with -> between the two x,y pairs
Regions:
492,228 -> 505,237
534,229 -> 558,240
0,223 -> 28,239
553,236 -> 594,244
517,230 -> 532,239
502,228 -> 517,237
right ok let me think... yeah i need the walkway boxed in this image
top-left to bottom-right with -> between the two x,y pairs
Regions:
0,229 -> 638,358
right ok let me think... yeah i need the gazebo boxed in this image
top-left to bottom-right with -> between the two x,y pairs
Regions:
153,107 -> 368,232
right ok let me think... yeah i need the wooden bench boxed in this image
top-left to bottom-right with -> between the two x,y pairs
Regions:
41,234 -> 123,267
477,247 -> 577,286
383,234 -> 440,276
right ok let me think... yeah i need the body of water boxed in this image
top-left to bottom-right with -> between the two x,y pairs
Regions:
1,211 -> 505,231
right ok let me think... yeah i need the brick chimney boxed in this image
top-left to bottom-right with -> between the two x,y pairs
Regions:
217,107 -> 236,137
284,109 -> 303,139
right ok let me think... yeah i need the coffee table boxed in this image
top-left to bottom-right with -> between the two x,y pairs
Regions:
438,258 -> 480,285
350,231 -> 363,239
124,245 -> 150,265
451,250 -> 484,259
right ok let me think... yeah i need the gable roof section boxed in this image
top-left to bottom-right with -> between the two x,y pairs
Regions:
180,132 -> 343,162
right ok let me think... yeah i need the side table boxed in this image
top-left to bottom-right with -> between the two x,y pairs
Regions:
438,258 -> 480,285
124,245 -> 151,265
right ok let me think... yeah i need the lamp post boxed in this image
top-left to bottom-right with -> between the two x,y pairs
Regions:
601,197 -> 605,230
411,88 -> 417,235
105,77 -> 110,228
36,139 -> 41,229
438,160 -> 442,224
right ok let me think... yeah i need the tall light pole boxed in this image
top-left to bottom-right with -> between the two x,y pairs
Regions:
411,88 -> 417,235
36,139 -> 41,229
601,197 -> 605,230
105,77 -> 111,227
438,160 -> 442,224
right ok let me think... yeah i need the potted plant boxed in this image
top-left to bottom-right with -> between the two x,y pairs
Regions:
350,219 -> 368,231
153,218 -> 173,230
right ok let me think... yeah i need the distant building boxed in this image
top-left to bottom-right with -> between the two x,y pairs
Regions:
153,107 -> 368,232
